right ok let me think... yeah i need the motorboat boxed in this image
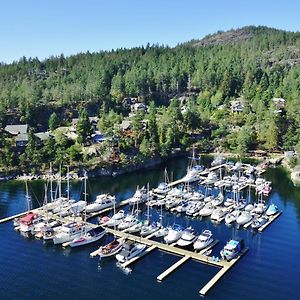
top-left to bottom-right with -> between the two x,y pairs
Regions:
115,241 -> 146,263
164,224 -> 183,244
234,199 -> 246,210
140,222 -> 161,237
220,239 -> 244,261
245,203 -> 255,212
167,187 -> 183,199
251,202 -> 266,215
154,226 -> 169,238
174,201 -> 189,214
91,238 -> 125,258
251,216 -> 269,229
128,186 -> 148,205
165,198 -> 180,210
86,194 -> 115,213
153,182 -> 170,196
69,200 -> 86,215
236,211 -> 252,225
199,202 -> 214,217
127,220 -> 143,233
176,227 -> 197,247
210,208 -> 226,222
225,210 -> 240,225
117,215 -> 138,230
211,192 -> 224,206
204,195 -> 214,203
105,210 -> 125,227
68,227 -> 106,247
193,230 -> 213,251
189,191 -> 204,201
53,222 -> 93,245
224,198 -> 235,207
205,172 -> 218,185
266,203 -> 279,216
211,156 -> 225,167
186,202 -> 204,216
181,165 -> 203,183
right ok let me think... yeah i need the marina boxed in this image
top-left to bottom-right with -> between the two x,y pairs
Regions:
0,156 -> 295,300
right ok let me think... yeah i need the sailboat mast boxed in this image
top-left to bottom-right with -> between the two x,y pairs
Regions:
25,180 -> 31,211
67,166 -> 70,201
50,163 -> 53,202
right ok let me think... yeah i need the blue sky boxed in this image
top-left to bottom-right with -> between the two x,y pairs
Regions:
1,0 -> 299,63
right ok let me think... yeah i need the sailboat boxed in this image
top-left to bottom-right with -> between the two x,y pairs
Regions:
181,147 -> 204,183
153,169 -> 170,197
67,172 -> 106,247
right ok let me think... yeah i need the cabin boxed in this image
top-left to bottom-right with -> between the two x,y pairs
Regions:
34,132 -> 53,145
130,102 -> 147,113
230,98 -> 244,113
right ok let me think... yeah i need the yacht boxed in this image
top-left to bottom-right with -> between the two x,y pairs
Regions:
245,203 -> 255,212
153,182 -> 170,196
174,201 -> 189,214
127,220 -> 143,233
86,194 -> 115,213
117,215 -> 138,230
251,202 -> 266,215
210,208 -> 226,222
211,192 -> 224,206
154,226 -> 169,238
164,224 -> 183,244
165,198 -> 180,210
199,202 -> 214,217
266,203 -> 279,216
176,227 -> 197,247
211,156 -> 225,167
116,241 -> 146,263
181,165 -> 203,183
224,198 -> 235,207
105,210 -> 125,227
193,230 -> 213,251
236,211 -> 252,225
251,216 -> 269,229
225,210 -> 240,225
167,187 -> 183,199
140,222 -> 161,237
91,238 -> 125,258
68,227 -> 106,247
128,186 -> 148,205
186,202 -> 204,216
220,239 -> 244,261
53,222 -> 93,245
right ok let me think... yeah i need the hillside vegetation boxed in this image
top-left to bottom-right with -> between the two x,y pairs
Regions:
0,26 -> 300,173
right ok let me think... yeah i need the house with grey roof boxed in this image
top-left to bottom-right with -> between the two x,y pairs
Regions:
16,133 -> 29,147
4,124 -> 28,136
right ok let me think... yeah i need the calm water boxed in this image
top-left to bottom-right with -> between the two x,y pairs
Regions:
1,157 -> 300,300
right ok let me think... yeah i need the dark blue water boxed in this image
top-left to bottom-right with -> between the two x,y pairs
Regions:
1,157 -> 300,300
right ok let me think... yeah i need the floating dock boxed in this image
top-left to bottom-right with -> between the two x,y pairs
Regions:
157,255 -> 190,281
258,211 -> 282,232
199,247 -> 249,296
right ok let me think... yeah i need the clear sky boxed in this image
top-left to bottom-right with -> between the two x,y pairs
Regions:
1,0 -> 299,63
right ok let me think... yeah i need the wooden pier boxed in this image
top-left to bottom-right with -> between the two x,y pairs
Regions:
199,248 -> 249,296
258,211 -> 282,232
157,255 -> 190,281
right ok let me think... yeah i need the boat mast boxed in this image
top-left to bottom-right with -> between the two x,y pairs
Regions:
67,166 -> 70,202
50,162 -> 54,203
146,183 -> 150,223
83,170 -> 87,234
25,180 -> 31,211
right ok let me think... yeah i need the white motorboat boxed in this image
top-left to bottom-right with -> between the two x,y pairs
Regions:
69,200 -> 86,215
117,215 -> 138,230
210,208 -> 226,222
127,221 -> 143,233
224,198 -> 235,207
199,202 -> 214,217
165,198 -> 180,210
220,239 -> 244,261
128,186 -> 148,205
251,202 -> 266,215
140,222 -> 161,237
189,191 -> 204,201
167,187 -> 183,198
266,203 -> 279,216
211,192 -> 224,206
251,216 -> 269,229
68,227 -> 106,247
116,241 -> 146,263
53,222 -> 93,245
234,200 -> 246,210
245,203 -> 255,212
204,195 -> 214,203
91,238 -> 125,258
176,227 -> 197,247
225,210 -> 240,224
236,211 -> 252,225
153,182 -> 170,196
174,201 -> 189,214
211,156 -> 225,167
86,194 -> 115,213
186,202 -> 204,216
19,213 -> 43,233
164,224 -> 183,244
193,230 -> 213,251
105,210 -> 125,227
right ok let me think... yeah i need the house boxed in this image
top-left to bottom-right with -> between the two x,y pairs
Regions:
130,102 -> 147,113
122,97 -> 138,107
4,124 -> 28,136
71,116 -> 99,131
16,133 -> 29,147
120,120 -> 132,131
230,98 -> 244,113
91,131 -> 107,144
34,132 -> 52,145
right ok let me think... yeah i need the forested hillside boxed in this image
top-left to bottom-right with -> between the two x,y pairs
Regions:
0,26 -> 300,173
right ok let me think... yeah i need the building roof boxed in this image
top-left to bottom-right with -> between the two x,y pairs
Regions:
120,120 -> 132,131
4,124 -> 28,135
34,132 -> 52,141
16,133 -> 29,142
